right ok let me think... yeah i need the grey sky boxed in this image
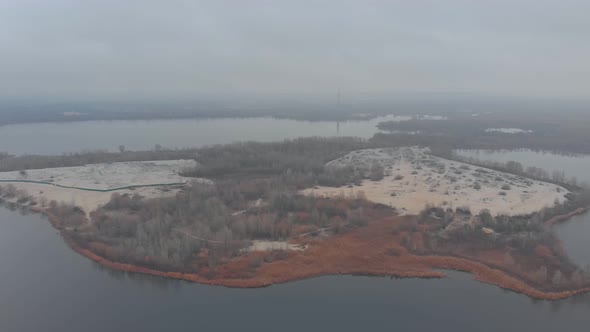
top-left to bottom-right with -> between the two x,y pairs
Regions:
1,0 -> 589,101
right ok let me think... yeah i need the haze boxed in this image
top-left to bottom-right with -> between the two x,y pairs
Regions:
4,2 -> 590,331
1,0 -> 589,101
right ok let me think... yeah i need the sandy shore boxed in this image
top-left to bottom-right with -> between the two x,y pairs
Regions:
304,147 -> 568,216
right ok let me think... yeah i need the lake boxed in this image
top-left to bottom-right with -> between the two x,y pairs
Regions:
456,149 -> 590,268
456,149 -> 590,186
1,207 -> 589,332
0,116 -> 401,155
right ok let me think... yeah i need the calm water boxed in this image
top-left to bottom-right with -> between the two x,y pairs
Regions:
0,207 -> 589,332
457,149 -> 590,267
0,116 -> 400,155
456,149 -> 590,186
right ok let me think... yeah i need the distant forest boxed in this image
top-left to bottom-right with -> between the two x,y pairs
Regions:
0,100 -> 387,124
2,108 -> 590,173
2,97 -> 589,126
376,110 -> 590,155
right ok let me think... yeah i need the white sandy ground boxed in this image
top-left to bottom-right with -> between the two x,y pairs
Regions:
0,160 -> 304,252
247,241 -> 307,252
0,160 -> 209,215
485,128 -> 534,134
1,182 -> 186,215
0,160 -> 198,190
303,147 -> 569,216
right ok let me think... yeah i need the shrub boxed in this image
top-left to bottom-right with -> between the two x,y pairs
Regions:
387,248 -> 401,256
456,206 -> 471,215
248,256 -> 264,270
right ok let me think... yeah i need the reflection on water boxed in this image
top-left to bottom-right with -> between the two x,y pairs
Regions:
554,213 -> 590,268
91,261 -> 185,291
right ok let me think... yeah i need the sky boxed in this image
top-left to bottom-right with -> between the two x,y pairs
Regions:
1,0 -> 589,102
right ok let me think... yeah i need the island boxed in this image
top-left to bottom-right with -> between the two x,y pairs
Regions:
0,138 -> 589,300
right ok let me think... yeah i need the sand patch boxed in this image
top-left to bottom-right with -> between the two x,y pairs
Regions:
304,147 -> 568,216
0,160 -> 198,190
0,160 -> 209,214
247,241 -> 307,252
1,182 -> 185,215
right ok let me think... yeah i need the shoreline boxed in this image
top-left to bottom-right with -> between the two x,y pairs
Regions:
544,207 -> 588,227
32,205 -> 590,300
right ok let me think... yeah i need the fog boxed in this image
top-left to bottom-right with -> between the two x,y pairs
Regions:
1,0 -> 590,101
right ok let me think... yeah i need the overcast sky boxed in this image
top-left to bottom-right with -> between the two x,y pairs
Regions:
1,0 -> 589,101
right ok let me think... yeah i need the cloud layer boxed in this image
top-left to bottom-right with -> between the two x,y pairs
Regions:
1,0 -> 589,100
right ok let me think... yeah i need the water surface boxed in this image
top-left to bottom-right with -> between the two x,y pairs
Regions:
0,208 -> 589,332
0,116 -> 397,155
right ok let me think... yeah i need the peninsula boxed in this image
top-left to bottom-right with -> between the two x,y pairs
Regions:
1,139 -> 589,300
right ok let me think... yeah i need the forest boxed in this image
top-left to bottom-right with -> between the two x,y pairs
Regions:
0,137 -> 372,174
405,188 -> 590,291
72,186 -> 385,272
41,137 -> 394,273
3,123 -> 590,285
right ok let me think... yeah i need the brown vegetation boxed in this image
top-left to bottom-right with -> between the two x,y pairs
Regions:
40,207 -> 590,299
6,133 -> 590,299
50,179 -> 390,273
